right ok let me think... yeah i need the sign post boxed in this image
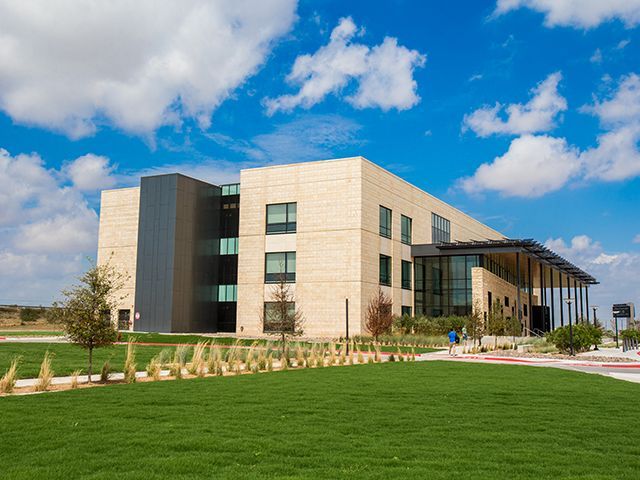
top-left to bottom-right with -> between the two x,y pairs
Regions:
612,304 -> 632,348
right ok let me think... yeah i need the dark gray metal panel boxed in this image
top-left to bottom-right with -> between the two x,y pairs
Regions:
134,174 -> 178,332
134,173 -> 221,333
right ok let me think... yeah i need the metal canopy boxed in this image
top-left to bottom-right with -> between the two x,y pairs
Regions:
411,238 -> 598,284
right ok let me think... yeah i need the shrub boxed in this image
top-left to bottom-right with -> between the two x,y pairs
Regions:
35,352 -> 54,392
546,324 -> 602,354
620,329 -> 640,341
100,360 -> 112,382
0,357 -> 20,394
188,342 -> 207,376
175,345 -> 190,367
20,307 -> 41,323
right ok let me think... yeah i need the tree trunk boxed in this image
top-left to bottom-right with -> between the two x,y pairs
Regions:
88,347 -> 93,383
281,332 -> 286,359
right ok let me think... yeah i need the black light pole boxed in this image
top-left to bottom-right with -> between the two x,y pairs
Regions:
564,297 -> 575,356
615,316 -> 619,349
592,305 -> 599,351
345,298 -> 349,355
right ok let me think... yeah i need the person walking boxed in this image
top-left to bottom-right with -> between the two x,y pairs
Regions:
462,326 -> 469,347
448,327 -> 457,356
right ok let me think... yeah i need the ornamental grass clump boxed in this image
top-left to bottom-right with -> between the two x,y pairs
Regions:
70,369 -> 81,389
174,344 -> 190,367
35,351 -> 54,392
100,360 -> 111,382
146,355 -> 162,381
374,344 -> 381,363
124,344 -> 137,384
338,345 -> 345,366
295,344 -> 305,368
411,348 -> 416,362
0,357 -> 20,394
267,353 -> 274,372
170,352 -> 183,379
281,355 -> 288,371
357,345 -> 364,364
188,341 -> 208,376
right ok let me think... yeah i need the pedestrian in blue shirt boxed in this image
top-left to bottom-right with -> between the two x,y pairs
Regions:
448,328 -> 457,356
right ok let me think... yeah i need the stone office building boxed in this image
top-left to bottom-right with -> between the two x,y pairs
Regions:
97,156 -> 597,337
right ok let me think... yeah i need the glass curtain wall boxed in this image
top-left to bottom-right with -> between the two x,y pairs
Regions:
414,255 -> 480,317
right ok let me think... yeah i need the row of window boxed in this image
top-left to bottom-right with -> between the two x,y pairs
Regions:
379,206 -> 413,244
380,206 -> 451,244
379,255 -> 412,290
221,184 -> 240,196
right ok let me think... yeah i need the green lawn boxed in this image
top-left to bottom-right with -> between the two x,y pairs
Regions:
1,362 -> 639,479
0,338 -> 437,379
0,343 -> 176,378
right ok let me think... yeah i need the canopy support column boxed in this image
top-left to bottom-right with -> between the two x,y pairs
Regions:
550,268 -> 555,330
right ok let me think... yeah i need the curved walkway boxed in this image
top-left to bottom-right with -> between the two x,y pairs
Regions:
419,348 -> 640,384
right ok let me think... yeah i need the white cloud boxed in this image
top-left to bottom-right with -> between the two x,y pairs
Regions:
65,154 -> 116,191
495,0 -> 640,29
617,39 -> 631,50
590,48 -> 603,64
462,72 -> 566,137
580,74 -> 640,181
580,125 -> 640,181
633,234 -> 640,244
458,134 -> 580,197
0,0 -> 297,138
0,148 -> 105,304
544,235 -> 640,321
459,73 -> 640,197
584,74 -> 640,127
264,17 -> 425,115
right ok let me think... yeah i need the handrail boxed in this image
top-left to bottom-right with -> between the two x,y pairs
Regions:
522,327 -> 544,338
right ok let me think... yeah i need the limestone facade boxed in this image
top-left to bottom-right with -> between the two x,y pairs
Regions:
96,187 -> 140,329
237,157 -> 504,338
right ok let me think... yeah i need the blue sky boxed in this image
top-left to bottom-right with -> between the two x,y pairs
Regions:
1,0 -> 639,319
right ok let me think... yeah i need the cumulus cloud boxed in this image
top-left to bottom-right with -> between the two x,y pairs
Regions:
462,72 -> 566,137
264,17 -> 425,115
0,0 -> 297,138
581,74 -> 640,181
544,235 -> 640,321
0,148 -> 107,304
458,135 -> 580,197
65,154 -> 116,191
495,0 -> 640,29
459,73 -> 640,197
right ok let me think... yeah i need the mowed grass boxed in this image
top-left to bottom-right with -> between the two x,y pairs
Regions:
0,337 -> 437,379
0,343 -> 175,378
2,362 -> 640,479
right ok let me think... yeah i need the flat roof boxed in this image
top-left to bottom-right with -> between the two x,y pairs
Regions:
411,238 -> 597,285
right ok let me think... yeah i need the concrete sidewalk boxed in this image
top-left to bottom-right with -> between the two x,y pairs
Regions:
417,349 -> 640,384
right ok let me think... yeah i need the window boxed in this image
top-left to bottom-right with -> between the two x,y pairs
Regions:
263,302 -> 296,333
402,260 -> 412,290
266,203 -> 296,234
401,215 -> 412,244
379,254 -> 391,286
431,213 -> 451,243
401,306 -> 412,317
524,304 -> 528,317
221,184 -> 240,195
504,296 -> 510,307
219,237 -> 238,255
488,291 -> 493,310
379,206 -> 392,238
217,284 -> 237,302
265,252 -> 296,283
117,309 -> 130,330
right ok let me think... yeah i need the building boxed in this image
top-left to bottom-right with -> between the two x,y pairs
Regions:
97,156 -> 597,337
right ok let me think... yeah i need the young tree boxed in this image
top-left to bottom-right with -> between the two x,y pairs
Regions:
365,288 -> 393,342
486,298 -> 506,349
466,300 -> 485,347
260,273 -> 304,358
48,261 -> 126,381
